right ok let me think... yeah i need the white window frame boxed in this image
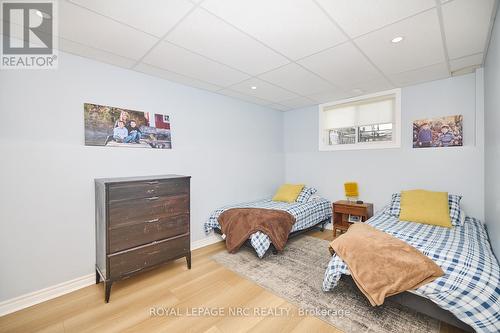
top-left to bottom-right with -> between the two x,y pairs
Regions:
318,88 -> 401,151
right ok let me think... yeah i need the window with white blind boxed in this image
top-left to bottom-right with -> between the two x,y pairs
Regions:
319,89 -> 401,151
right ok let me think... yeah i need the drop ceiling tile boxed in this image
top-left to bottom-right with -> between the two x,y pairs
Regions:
316,0 -> 436,38
355,9 -> 445,74
141,41 -> 250,87
389,63 -> 449,87
277,96 -> 316,109
59,1 -> 159,60
201,0 -> 347,60
135,63 -> 223,92
59,38 -> 137,69
216,89 -> 272,105
452,67 -> 479,76
298,42 -> 381,88
442,0 -> 495,59
449,53 -> 484,72
229,78 -> 298,102
350,77 -> 395,94
307,90 -> 352,104
166,8 -> 289,75
258,63 -> 336,95
266,103 -> 292,111
67,0 -> 194,37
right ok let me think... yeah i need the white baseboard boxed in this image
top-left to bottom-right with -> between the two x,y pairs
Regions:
191,234 -> 223,250
0,274 -> 95,317
0,236 -> 224,317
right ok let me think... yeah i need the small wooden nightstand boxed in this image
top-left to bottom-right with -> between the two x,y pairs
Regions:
333,200 -> 373,238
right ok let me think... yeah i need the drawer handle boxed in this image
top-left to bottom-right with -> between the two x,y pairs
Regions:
145,218 -> 160,223
146,196 -> 159,201
146,181 -> 159,185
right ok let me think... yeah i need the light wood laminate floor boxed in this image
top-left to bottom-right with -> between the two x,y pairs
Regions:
0,229 -> 466,333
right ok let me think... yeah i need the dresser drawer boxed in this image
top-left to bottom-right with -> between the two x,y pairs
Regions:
108,234 -> 189,278
108,179 -> 189,201
109,214 -> 189,253
108,194 -> 189,228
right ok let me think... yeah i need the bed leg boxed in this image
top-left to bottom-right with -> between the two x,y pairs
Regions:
270,244 -> 278,255
320,222 -> 325,232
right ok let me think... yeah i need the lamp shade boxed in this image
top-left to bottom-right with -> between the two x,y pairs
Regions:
344,182 -> 359,197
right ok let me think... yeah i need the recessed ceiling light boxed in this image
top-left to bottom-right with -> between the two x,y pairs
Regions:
391,36 -> 404,44
250,86 -> 257,90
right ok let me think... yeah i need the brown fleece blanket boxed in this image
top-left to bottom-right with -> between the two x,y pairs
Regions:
218,208 -> 295,253
330,223 -> 444,306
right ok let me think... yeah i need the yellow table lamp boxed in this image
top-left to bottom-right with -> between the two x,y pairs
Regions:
344,182 -> 359,202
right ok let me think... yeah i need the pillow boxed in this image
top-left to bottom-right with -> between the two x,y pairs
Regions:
399,190 -> 452,228
308,194 -> 323,202
460,209 -> 466,226
388,193 -> 401,217
448,194 -> 462,226
388,192 -> 463,226
296,187 -> 317,203
272,184 -> 305,203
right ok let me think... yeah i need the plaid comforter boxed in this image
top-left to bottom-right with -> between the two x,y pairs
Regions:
205,198 -> 332,257
323,210 -> 500,333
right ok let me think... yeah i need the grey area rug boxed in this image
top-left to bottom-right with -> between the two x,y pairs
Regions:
212,236 -> 439,333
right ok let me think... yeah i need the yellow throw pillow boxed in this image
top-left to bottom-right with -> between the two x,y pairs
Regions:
400,190 -> 452,228
272,184 -> 305,203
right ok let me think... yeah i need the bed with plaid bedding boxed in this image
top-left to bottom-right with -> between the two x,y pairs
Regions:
205,198 -> 332,258
323,210 -> 500,333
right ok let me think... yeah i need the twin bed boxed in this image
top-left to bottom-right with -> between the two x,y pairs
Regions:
324,207 -> 500,333
205,197 -> 332,257
205,195 -> 500,333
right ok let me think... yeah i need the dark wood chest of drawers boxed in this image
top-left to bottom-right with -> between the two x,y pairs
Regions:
95,175 -> 191,302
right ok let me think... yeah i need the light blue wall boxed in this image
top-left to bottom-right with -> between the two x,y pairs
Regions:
0,51 -> 284,302
284,73 -> 484,222
485,5 -> 500,260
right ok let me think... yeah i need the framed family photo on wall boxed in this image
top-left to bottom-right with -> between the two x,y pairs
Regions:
84,103 -> 172,149
413,115 -> 463,148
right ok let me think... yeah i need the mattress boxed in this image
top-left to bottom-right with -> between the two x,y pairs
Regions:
205,198 -> 332,257
323,209 -> 500,333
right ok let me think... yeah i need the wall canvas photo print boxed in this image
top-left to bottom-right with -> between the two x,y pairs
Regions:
413,115 -> 463,148
84,103 -> 172,149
